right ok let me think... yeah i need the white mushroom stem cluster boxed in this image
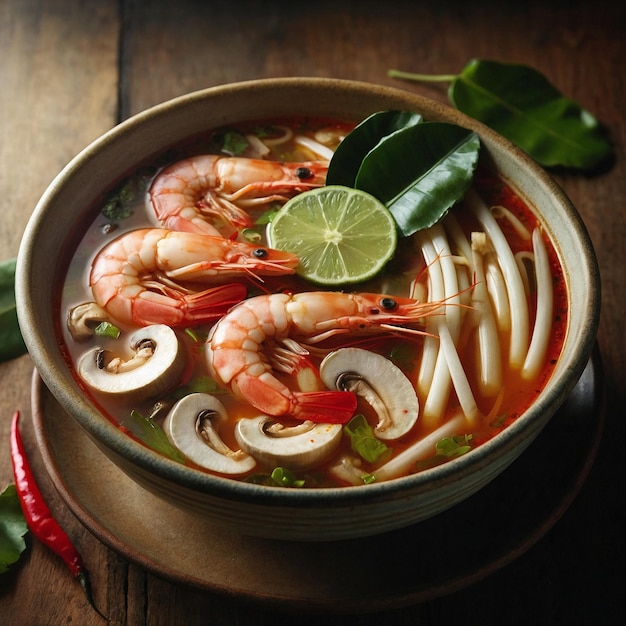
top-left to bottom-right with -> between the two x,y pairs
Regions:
414,188 -> 554,429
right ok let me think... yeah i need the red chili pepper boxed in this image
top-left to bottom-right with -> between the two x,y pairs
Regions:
10,410 -> 106,619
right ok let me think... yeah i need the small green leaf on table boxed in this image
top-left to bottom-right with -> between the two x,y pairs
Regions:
0,484 -> 29,574
0,258 -> 27,363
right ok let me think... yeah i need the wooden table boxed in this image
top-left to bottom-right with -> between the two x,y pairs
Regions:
1,1 -> 624,624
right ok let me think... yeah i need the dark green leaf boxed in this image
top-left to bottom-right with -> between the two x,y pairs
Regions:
0,484 -> 29,574
0,258 -> 27,362
124,410 -> 186,463
355,122 -> 480,236
326,110 -> 423,187
450,59 -> 613,170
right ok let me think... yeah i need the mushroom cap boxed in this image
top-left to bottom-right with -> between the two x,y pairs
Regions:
235,416 -> 342,472
319,347 -> 419,440
164,393 -> 256,475
77,324 -> 186,400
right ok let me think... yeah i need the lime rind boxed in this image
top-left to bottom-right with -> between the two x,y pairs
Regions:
267,185 -> 397,286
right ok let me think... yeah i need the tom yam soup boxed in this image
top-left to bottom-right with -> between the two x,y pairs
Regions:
60,114 -> 567,489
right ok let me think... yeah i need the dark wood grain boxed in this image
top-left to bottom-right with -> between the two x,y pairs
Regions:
1,0 -> 624,624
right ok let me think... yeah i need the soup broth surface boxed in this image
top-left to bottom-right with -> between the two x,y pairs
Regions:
60,116 -> 567,488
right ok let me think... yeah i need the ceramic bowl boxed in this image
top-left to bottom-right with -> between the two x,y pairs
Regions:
16,78 -> 600,541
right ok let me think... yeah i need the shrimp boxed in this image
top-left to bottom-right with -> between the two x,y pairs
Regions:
90,228 -> 299,327
206,291 -> 446,423
149,155 -> 328,236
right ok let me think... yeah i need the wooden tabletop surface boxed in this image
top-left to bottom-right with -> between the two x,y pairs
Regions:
1,1 -> 624,624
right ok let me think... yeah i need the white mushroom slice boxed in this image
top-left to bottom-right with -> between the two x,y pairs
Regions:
320,348 -> 419,441
77,324 -> 185,400
235,416 -> 342,472
164,393 -> 256,475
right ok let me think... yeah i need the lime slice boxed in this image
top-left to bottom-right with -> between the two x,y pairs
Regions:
267,186 -> 398,286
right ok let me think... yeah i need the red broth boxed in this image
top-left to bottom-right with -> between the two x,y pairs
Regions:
60,116 -> 567,488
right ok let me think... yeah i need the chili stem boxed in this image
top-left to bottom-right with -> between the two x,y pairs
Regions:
10,410 -> 107,620
387,69 -> 458,83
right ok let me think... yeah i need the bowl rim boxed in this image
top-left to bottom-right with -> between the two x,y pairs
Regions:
16,77 -> 601,506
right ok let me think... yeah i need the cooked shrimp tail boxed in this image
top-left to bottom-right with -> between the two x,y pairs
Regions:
127,283 -> 247,328
291,390 -> 359,424
234,373 -> 357,423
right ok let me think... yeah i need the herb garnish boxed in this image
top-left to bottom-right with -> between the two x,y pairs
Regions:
344,414 -> 392,463
124,409 -> 186,462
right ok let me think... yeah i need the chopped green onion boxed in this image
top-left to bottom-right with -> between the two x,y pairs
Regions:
255,207 -> 281,225
271,467 -> 305,488
435,434 -> 474,458
184,327 -> 202,342
361,473 -> 377,485
94,321 -> 121,339
344,414 -> 391,463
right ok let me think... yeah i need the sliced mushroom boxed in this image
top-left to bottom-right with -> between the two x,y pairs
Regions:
319,348 -> 419,441
235,416 -> 342,472
164,393 -> 256,475
77,324 -> 185,400
67,301 -> 111,341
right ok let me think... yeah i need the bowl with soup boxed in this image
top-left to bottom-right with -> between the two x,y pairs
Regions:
16,78 -> 599,541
